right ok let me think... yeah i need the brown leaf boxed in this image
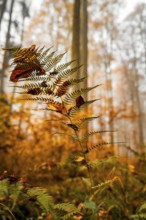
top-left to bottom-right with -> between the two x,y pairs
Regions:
45,88 -> 53,95
14,45 -> 38,63
41,81 -> 48,87
56,85 -> 68,96
64,122 -> 79,131
10,65 -> 45,82
76,95 -> 85,108
10,68 -> 34,82
27,88 -> 41,95
50,70 -> 58,75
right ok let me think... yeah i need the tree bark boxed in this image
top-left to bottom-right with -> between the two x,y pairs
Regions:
0,0 -> 15,95
71,0 -> 81,77
80,0 -> 88,100
132,57 -> 144,149
0,0 -> 7,25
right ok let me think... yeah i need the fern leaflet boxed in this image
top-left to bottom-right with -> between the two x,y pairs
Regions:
63,85 -> 101,104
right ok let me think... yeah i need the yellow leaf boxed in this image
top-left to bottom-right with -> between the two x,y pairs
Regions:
74,156 -> 85,162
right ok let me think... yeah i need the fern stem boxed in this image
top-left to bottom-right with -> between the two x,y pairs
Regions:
60,97 -> 94,191
72,127 -> 94,190
0,203 -> 16,220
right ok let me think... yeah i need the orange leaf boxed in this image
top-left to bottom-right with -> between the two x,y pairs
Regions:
47,103 -> 67,114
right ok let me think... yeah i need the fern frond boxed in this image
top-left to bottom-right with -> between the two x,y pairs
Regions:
84,99 -> 100,107
44,52 -> 66,72
58,76 -> 86,86
76,116 -> 99,127
18,75 -> 52,82
0,179 -> 22,210
12,62 -> 40,70
36,46 -> 45,54
90,177 -> 119,201
92,177 -> 118,190
86,142 -> 124,153
27,187 -> 54,212
55,203 -> 81,220
70,76 -> 87,85
88,156 -> 118,169
138,203 -> 146,213
0,179 -> 9,197
63,85 -> 100,104
26,88 -> 55,96
81,130 -> 114,142
55,65 -> 82,82
54,77 -> 86,97
130,213 -> 146,219
20,97 -> 58,103
55,203 -> 78,211
40,51 -> 56,66
10,182 -> 23,209
11,45 -> 39,64
38,46 -> 53,60
56,60 -> 76,72
18,88 -> 42,95
69,99 -> 99,118
68,106 -> 79,118
12,82 -> 49,89
43,100 -> 62,106
37,192 -> 54,212
15,82 -> 55,96
54,76 -> 86,87
62,211 -> 81,220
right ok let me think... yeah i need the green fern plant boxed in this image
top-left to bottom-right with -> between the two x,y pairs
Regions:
130,203 -> 146,220
0,176 -> 56,219
54,203 -> 81,220
0,175 -> 84,219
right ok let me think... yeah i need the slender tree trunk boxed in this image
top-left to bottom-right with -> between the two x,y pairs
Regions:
71,0 -> 81,77
100,23 -> 115,146
102,44 -> 114,145
132,45 -> 144,150
134,71 -> 144,148
80,0 -> 88,147
0,0 -> 15,95
80,0 -> 88,100
72,0 -> 89,149
138,15 -> 146,147
105,61 -> 114,144
10,1 -> 26,111
0,0 -> 7,25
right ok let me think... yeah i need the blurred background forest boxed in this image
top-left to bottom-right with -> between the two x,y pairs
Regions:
0,0 -> 146,210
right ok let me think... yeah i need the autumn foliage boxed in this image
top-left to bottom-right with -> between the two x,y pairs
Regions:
0,45 -> 145,219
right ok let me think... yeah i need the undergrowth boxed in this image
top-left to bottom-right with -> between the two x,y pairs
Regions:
1,45 -> 146,219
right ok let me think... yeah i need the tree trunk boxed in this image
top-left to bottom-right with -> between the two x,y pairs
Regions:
71,0 -> 81,77
80,0 -> 89,150
132,43 -> 144,150
104,58 -> 114,144
80,0 -> 88,100
0,0 -> 7,25
0,0 -> 15,95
